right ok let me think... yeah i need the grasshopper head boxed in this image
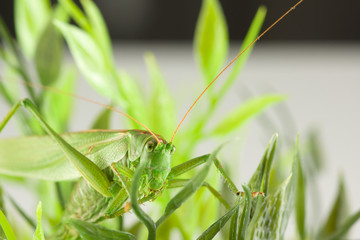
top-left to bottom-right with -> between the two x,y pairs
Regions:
142,138 -> 175,191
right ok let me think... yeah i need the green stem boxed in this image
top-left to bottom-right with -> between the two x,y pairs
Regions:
130,160 -> 156,240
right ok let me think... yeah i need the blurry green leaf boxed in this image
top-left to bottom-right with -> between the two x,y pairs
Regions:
194,0 -> 228,94
59,0 -> 91,32
0,18 -> 20,68
81,0 -> 112,61
91,107 -> 112,129
0,77 -> 14,106
211,94 -> 286,136
37,181 -> 64,226
0,186 -> 5,238
42,67 -> 76,132
54,21 -> 116,98
145,53 -> 175,137
115,71 -> 148,129
14,0 -> 50,59
218,6 -> 267,99
308,130 -> 324,174
295,137 -> 306,240
327,210 -> 360,240
197,197 -> 240,240
8,195 -> 36,229
0,209 -> 15,240
35,21 -> 64,86
69,219 -> 136,240
33,202 -> 45,240
317,176 -> 349,239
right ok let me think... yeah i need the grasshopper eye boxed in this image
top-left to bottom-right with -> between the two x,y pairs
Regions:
145,141 -> 156,152
170,146 -> 176,154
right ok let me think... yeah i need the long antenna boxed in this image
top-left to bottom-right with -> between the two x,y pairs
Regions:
20,80 -> 161,144
170,0 -> 303,143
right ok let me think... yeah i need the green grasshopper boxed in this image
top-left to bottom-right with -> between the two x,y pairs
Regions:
0,1 -> 302,239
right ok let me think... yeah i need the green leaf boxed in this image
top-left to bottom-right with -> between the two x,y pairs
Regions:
54,20 -> 116,99
317,176 -> 349,239
0,18 -> 20,68
327,210 -> 360,240
194,0 -> 228,94
42,67 -> 76,133
295,137 -> 306,240
248,134 -> 278,193
9,195 -> 36,229
211,94 -> 286,136
35,21 -> 64,86
235,184 -> 252,240
0,209 -> 15,240
145,52 -> 176,137
58,0 -> 91,32
81,0 -> 112,62
246,176 -> 294,240
197,197 -> 241,240
246,139 -> 297,240
115,71 -> 148,129
33,202 -> 45,240
229,135 -> 277,240
218,6 -> 267,99
91,107 -> 112,129
156,145 -> 223,227
14,0 -> 51,59
69,219 -> 136,240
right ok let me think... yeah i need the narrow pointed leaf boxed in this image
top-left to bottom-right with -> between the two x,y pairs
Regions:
91,107 -> 112,130
42,67 -> 76,132
194,0 -> 228,91
317,176 -> 348,239
197,198 -> 241,240
248,134 -> 278,192
58,0 -> 91,31
9,195 -> 36,229
0,209 -> 15,240
81,0 -> 112,61
239,184 -> 252,239
54,20 -> 116,99
295,138 -> 306,240
69,219 -> 136,240
145,53 -> 175,137
14,0 -> 50,58
211,94 -> 286,136
218,6 -> 267,99
33,202 -> 45,240
115,70 -> 148,129
157,145 -> 223,226
246,139 -> 297,240
35,21 -> 64,85
327,210 -> 360,240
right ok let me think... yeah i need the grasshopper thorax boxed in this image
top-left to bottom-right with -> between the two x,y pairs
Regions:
130,130 -> 175,191
146,141 -> 175,191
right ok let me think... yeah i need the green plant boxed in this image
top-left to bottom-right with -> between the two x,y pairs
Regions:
0,0 -> 359,239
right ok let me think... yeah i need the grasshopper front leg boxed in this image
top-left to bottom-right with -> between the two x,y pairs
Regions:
0,99 -> 111,197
